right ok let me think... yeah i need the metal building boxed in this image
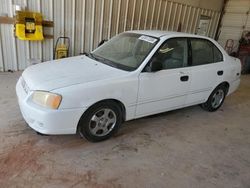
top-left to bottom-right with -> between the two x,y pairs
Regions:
218,0 -> 250,51
0,0 -> 222,72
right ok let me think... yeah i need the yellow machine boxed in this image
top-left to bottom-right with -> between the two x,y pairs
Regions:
15,11 -> 44,41
54,37 -> 70,59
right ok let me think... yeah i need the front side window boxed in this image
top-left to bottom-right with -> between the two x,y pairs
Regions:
151,38 -> 188,70
191,39 -> 223,66
92,33 -> 158,71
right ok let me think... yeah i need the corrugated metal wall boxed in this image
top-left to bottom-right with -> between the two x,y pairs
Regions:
0,0 -> 221,72
218,0 -> 250,52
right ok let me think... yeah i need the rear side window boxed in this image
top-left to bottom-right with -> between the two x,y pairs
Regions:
191,39 -> 223,66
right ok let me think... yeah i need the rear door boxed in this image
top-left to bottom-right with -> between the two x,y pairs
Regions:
185,38 -> 225,106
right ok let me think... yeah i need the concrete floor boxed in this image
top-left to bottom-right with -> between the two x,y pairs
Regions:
0,72 -> 250,188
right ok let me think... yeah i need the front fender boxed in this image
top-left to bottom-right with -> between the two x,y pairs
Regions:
52,76 -> 139,120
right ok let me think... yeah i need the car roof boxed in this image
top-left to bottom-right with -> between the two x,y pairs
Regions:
128,30 -> 211,40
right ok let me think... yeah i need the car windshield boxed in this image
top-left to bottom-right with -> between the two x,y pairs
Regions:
91,33 -> 159,71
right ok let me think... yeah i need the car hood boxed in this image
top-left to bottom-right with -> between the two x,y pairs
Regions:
22,55 -> 128,91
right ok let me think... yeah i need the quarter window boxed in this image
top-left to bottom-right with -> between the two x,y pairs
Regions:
213,45 -> 223,62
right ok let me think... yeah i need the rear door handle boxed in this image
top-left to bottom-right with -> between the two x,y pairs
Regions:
180,75 -> 189,82
217,70 -> 223,76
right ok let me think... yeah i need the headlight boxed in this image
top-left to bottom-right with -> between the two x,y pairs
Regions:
32,91 -> 62,109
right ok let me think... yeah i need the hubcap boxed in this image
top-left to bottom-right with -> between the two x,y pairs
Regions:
211,89 -> 224,108
89,108 -> 117,137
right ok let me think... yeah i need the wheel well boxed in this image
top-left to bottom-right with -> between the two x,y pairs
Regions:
219,81 -> 230,94
86,99 -> 126,121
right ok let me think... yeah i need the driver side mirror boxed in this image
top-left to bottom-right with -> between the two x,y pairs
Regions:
145,59 -> 162,72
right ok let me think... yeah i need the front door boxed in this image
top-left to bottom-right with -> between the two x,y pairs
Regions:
136,38 -> 191,118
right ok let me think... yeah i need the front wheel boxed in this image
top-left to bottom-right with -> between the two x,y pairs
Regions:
77,101 -> 122,142
201,85 -> 227,112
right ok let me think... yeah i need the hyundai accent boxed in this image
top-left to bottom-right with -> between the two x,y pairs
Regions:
16,30 -> 241,142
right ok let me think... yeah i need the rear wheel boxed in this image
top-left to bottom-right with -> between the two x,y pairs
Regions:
77,101 -> 122,142
201,85 -> 227,112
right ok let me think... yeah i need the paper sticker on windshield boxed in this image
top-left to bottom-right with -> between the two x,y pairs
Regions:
139,35 -> 157,43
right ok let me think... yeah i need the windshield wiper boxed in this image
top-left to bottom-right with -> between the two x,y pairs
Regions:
85,53 -> 99,61
86,53 -> 120,69
89,53 -> 117,67
97,57 -> 119,68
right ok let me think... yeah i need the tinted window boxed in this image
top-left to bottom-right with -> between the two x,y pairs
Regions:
191,39 -> 213,65
213,45 -> 223,62
152,38 -> 188,70
191,39 -> 223,66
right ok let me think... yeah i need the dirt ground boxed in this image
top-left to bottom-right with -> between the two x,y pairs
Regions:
0,72 -> 250,188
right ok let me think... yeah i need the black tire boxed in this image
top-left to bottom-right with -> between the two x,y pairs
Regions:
77,101 -> 122,142
201,85 -> 227,112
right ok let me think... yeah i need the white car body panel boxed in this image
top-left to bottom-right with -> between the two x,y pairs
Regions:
22,56 -> 128,91
185,62 -> 225,106
16,30 -> 241,135
136,66 -> 191,117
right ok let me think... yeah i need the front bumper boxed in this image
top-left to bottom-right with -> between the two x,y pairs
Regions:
16,78 -> 86,135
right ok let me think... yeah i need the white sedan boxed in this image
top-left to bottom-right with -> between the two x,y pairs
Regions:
16,30 -> 241,142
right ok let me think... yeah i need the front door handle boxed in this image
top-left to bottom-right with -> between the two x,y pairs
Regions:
180,75 -> 189,82
217,70 -> 223,76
